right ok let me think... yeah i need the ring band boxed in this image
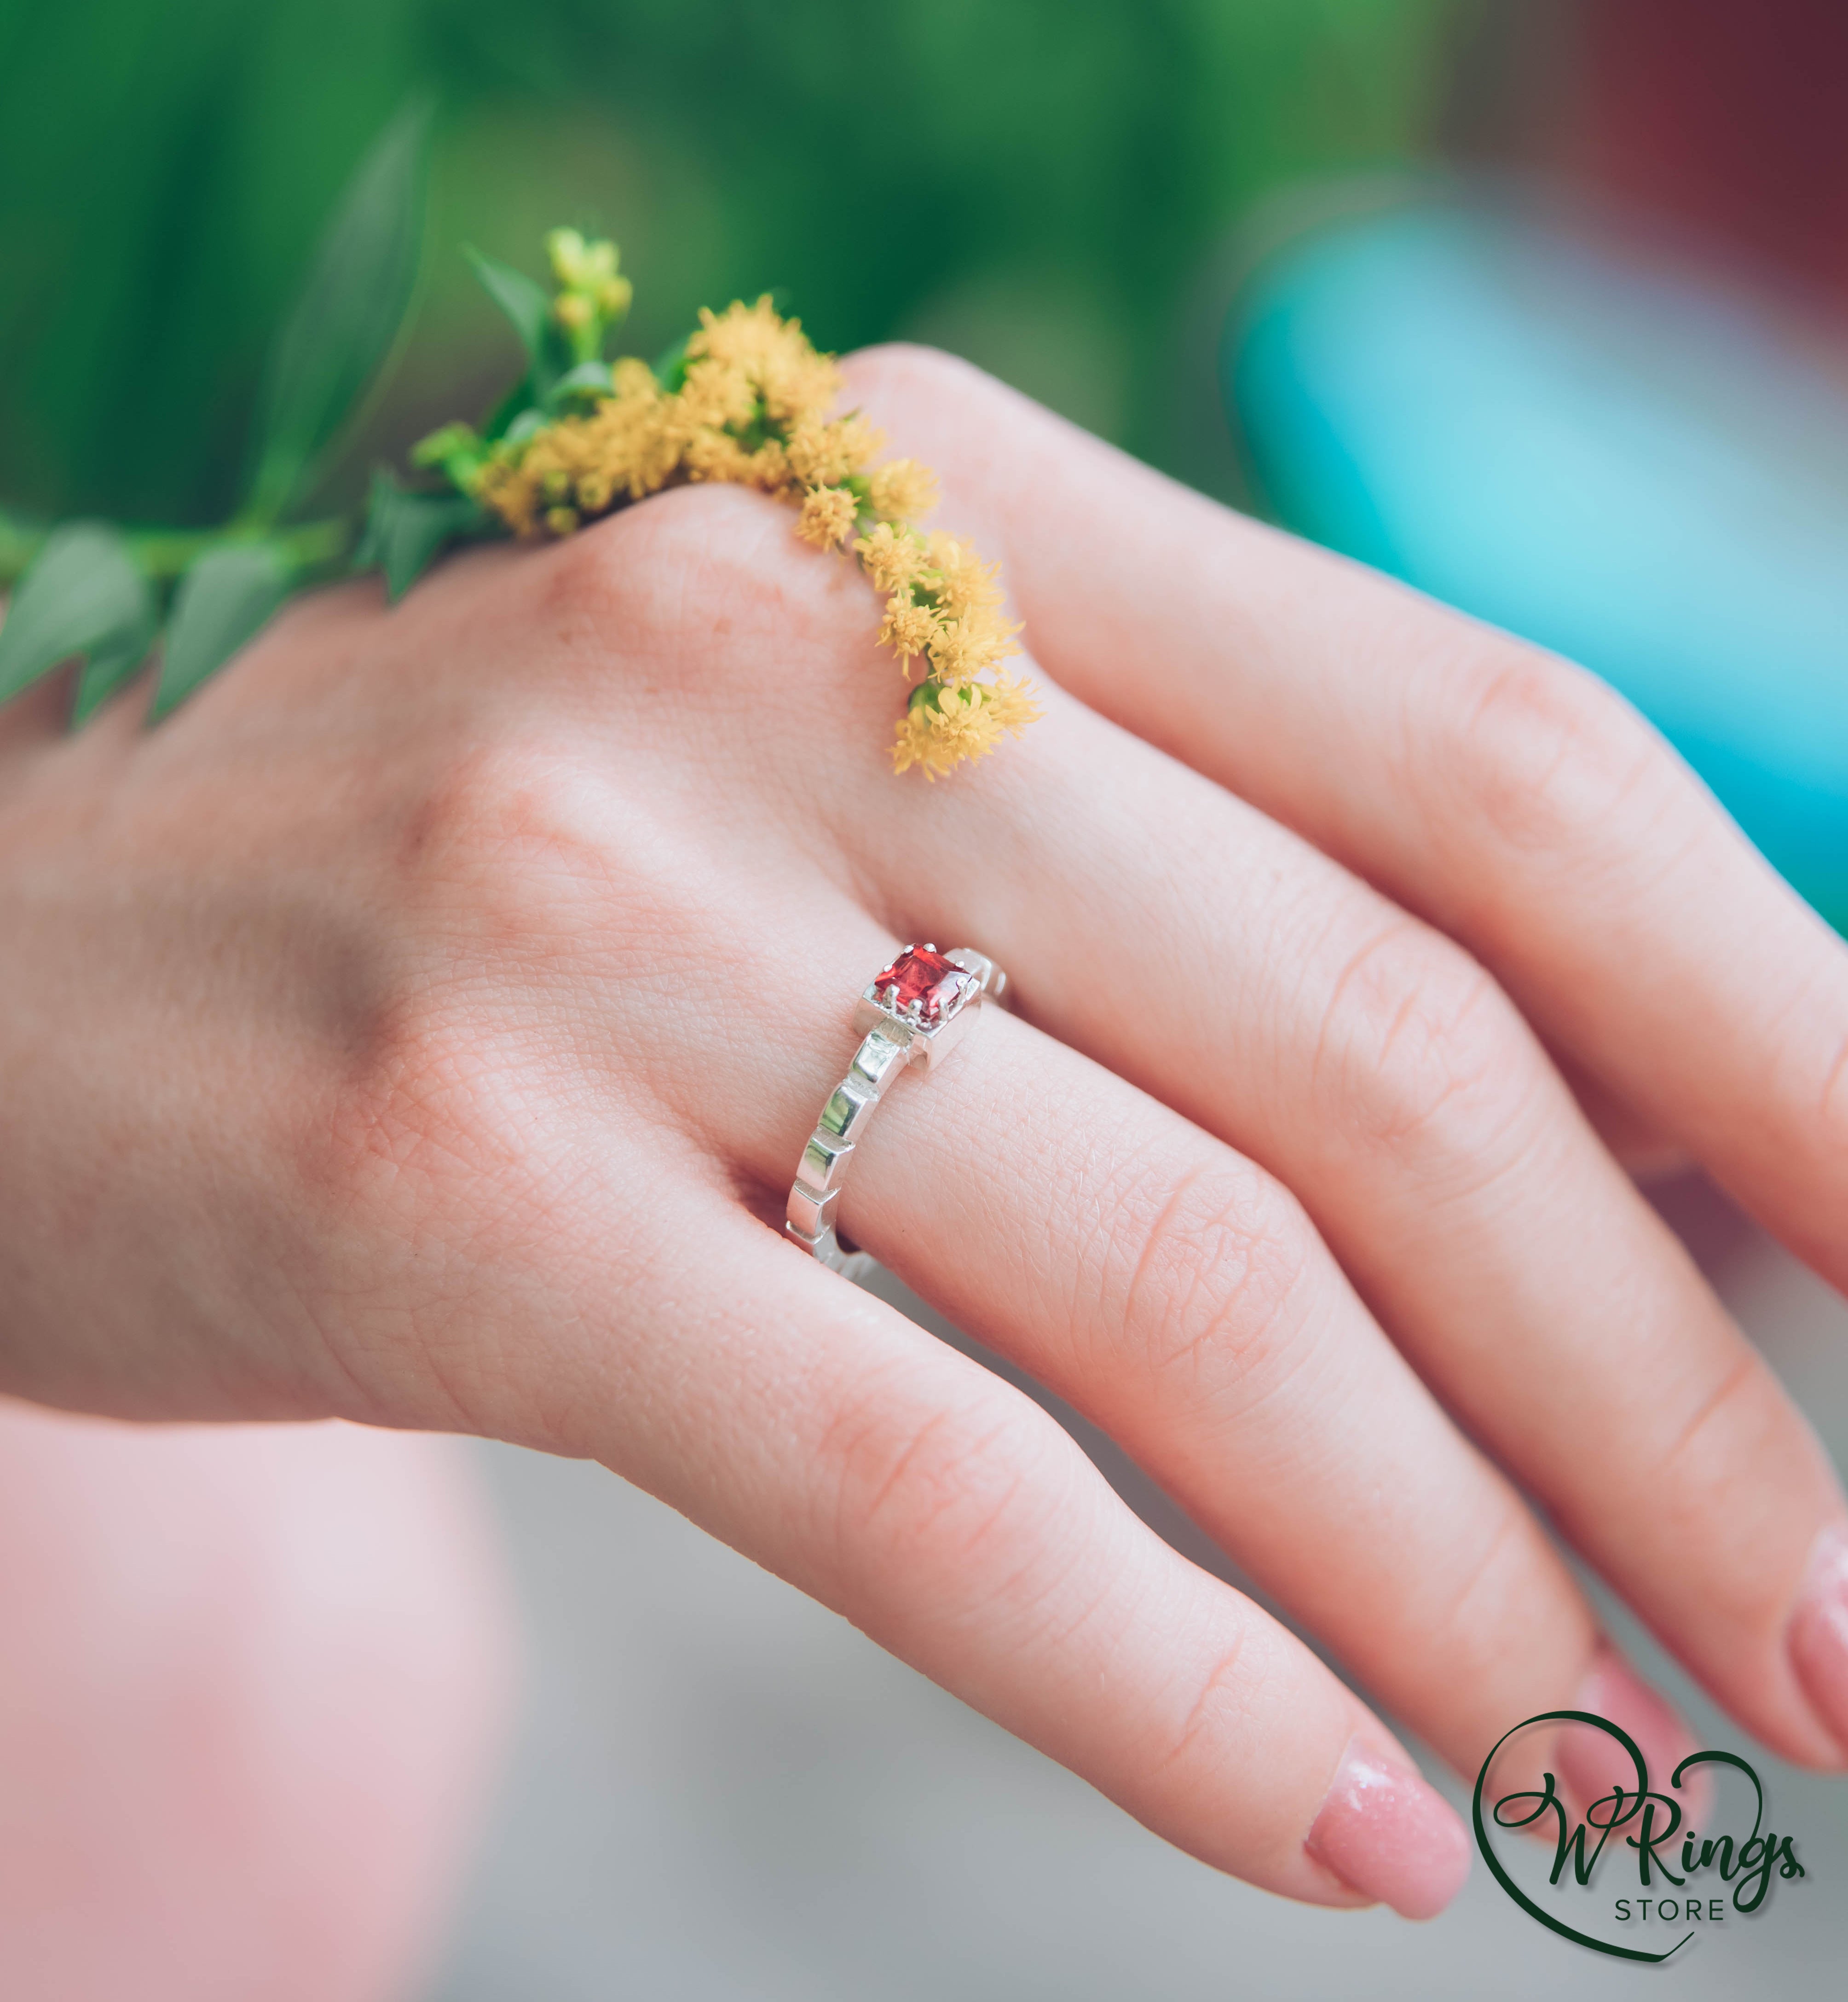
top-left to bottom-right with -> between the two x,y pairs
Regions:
785,943 -> 1010,1279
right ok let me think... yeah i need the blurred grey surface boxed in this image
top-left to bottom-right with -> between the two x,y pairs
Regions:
430,1175 -> 1848,1998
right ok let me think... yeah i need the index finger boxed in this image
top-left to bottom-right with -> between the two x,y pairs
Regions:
840,347 -> 1848,1294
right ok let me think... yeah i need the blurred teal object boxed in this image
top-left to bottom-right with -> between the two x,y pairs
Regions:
1225,198 -> 1848,932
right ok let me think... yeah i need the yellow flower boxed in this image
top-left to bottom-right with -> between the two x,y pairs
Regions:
854,521 -> 928,596
982,673 -> 1043,736
878,596 -> 940,662
796,485 -> 860,549
459,261 -> 1037,774
765,355 -> 840,428
890,704 -> 938,777
786,414 -> 883,488
926,532 -> 1006,621
746,439 -> 792,492
690,296 -> 788,367
689,297 -> 842,428
594,388 -> 682,498
678,356 -> 757,432
867,457 -> 939,523
683,429 -> 757,484
926,609 -> 1022,685
891,683 -> 1006,778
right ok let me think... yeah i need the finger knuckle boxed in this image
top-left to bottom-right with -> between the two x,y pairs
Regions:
526,508 -> 638,636
1147,1634 -> 1261,1784
1618,1351 -> 1812,1631
394,734 -> 622,916
1652,1350 -> 1774,1519
279,994 -> 548,1422
845,339 -> 998,408
1821,1025 -> 1848,1126
1425,1501 -> 1535,1648
1438,644 -> 1681,862
535,483 -> 858,678
321,1006 -> 520,1214
843,341 -> 1044,471
294,745 -> 620,1267
1313,920 -> 1543,1176
1103,1157 -> 1322,1398
820,1375 -> 1077,1596
1392,1503 -> 1575,1727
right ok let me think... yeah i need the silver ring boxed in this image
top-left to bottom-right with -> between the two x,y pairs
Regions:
785,944 -> 1010,1280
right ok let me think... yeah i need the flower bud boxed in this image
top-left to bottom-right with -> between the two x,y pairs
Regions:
546,227 -> 589,287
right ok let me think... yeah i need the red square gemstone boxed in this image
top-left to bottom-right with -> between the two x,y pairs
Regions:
872,945 -> 967,1022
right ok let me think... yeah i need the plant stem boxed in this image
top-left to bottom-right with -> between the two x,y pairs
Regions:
125,515 -> 354,581
0,513 -> 354,590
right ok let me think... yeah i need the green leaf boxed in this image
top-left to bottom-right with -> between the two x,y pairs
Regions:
481,377 -> 534,444
0,521 -> 157,721
71,630 -> 157,726
545,359 -> 614,409
501,408 -> 548,447
465,248 -> 551,365
244,97 -> 433,524
356,470 -> 490,602
460,246 -> 572,410
652,334 -> 691,392
465,246 -> 568,402
154,544 -> 291,719
409,420 -> 484,480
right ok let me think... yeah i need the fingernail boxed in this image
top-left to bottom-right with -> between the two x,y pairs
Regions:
1305,1736 -> 1472,1921
1787,1522 -> 1848,1765
1560,1646 -> 1708,1820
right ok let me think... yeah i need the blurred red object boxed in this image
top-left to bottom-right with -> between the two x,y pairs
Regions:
1575,0 -> 1848,305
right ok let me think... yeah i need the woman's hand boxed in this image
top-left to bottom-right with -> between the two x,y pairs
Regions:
3,347 -> 1845,1920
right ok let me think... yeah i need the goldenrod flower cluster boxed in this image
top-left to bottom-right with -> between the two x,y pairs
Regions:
463,251 -> 1038,776
855,521 -> 1041,778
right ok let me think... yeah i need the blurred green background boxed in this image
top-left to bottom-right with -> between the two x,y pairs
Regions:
0,0 -> 1465,531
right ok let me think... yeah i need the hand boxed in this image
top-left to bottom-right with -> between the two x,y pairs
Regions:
3,347 -> 1844,1921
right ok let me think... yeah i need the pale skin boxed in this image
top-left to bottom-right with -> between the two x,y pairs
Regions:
3,346 -> 1846,1922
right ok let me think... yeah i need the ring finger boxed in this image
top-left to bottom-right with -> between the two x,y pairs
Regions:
842,679 -> 1848,1771
645,864 -> 1652,1792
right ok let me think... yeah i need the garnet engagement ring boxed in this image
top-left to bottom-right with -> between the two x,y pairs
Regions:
785,945 -> 1011,1279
